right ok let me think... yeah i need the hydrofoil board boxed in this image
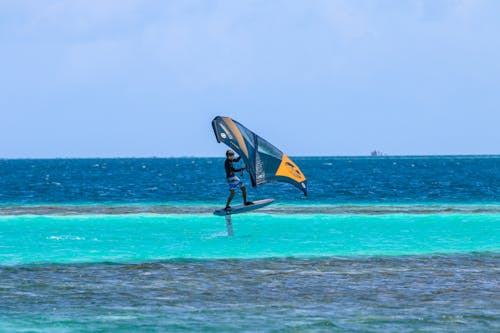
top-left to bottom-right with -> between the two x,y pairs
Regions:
213,198 -> 274,216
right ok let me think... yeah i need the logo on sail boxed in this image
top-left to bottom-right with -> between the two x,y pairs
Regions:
275,154 -> 306,183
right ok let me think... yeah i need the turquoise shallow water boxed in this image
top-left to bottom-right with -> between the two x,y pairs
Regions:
0,213 -> 499,265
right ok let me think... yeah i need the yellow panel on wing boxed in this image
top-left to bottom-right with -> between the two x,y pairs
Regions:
222,117 -> 249,159
275,154 -> 306,183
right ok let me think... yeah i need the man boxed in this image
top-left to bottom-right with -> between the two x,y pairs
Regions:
224,149 -> 253,211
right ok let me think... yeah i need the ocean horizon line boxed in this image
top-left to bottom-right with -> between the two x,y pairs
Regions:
1,153 -> 499,160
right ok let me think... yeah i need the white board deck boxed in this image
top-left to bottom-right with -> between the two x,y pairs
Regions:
213,198 -> 275,216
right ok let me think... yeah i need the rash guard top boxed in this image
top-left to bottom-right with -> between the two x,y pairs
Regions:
225,156 -> 243,178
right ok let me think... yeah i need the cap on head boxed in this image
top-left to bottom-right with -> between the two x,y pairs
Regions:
226,149 -> 235,157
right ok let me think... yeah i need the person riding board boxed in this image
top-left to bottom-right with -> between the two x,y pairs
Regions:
224,149 -> 253,211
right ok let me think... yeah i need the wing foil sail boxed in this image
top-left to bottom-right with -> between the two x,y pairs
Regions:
212,116 -> 307,196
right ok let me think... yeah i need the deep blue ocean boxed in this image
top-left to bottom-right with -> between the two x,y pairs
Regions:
1,155 -> 499,205
0,156 -> 499,332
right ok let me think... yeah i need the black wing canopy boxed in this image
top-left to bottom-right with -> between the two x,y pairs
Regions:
212,116 -> 307,196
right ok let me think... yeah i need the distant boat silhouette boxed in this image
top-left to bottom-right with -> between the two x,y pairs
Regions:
371,150 -> 384,157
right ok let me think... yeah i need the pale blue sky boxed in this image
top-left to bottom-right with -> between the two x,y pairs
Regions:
1,0 -> 499,158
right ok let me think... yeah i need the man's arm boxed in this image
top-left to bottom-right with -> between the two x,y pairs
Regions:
231,156 -> 244,172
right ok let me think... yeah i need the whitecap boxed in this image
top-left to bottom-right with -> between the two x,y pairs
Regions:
47,235 -> 86,241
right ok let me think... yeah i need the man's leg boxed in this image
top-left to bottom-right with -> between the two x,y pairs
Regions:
241,186 -> 253,205
225,189 -> 235,209
241,186 -> 247,203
